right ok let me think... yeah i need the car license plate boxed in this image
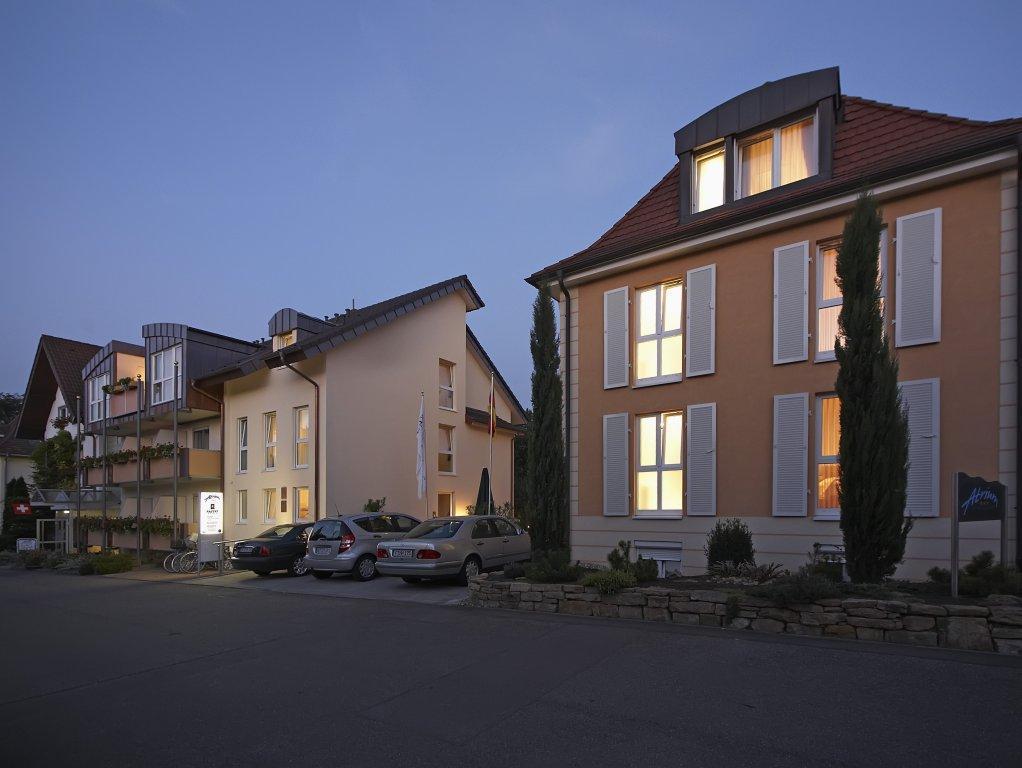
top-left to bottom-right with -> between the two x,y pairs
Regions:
392,549 -> 413,558
236,546 -> 252,555
314,546 -> 330,555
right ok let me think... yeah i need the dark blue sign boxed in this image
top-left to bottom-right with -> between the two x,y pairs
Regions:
956,473 -> 1005,523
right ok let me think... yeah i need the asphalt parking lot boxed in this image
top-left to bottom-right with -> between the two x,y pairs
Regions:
3,568 -> 1022,768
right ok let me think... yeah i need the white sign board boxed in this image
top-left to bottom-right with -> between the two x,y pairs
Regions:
200,492 -> 224,535
16,538 -> 39,552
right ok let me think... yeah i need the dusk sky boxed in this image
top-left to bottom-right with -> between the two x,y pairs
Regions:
2,0 -> 1020,401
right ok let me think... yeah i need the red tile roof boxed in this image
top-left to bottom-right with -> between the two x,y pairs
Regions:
529,97 -> 1022,282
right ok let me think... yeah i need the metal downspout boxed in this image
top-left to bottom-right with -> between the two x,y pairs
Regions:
278,352 -> 320,521
1016,136 -> 1021,569
557,271 -> 571,551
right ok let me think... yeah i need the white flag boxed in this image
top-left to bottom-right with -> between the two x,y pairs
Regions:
416,392 -> 426,500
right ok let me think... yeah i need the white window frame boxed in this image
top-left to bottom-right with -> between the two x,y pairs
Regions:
692,145 -> 725,213
815,234 -> 888,362
237,489 -> 248,524
634,281 -> 684,387
237,417 -> 248,473
263,488 -> 277,524
439,359 -> 456,411
150,344 -> 182,406
294,406 -> 309,468
264,412 -> 277,471
87,374 -> 109,423
634,411 -> 684,518
815,394 -> 840,521
438,424 -> 455,475
292,485 -> 310,523
735,113 -> 818,200
192,428 -> 210,450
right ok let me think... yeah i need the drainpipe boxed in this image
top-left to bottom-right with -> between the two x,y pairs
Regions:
1016,136 -> 1021,569
190,379 -> 225,574
278,352 -> 320,521
557,270 -> 571,550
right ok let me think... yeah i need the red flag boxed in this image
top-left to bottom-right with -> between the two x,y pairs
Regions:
12,500 -> 32,516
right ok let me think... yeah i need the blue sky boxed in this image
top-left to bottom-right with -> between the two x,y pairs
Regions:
2,0 -> 1021,401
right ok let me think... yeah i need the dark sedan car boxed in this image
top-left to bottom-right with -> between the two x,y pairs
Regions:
231,523 -> 314,577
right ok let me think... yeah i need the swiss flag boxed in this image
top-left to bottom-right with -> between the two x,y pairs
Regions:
12,501 -> 32,516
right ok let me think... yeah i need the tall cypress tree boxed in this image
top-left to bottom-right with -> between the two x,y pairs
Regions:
835,193 -> 912,582
526,283 -> 566,554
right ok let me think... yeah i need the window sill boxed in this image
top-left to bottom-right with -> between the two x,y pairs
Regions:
295,465 -> 309,470
237,470 -> 247,475
814,354 -> 836,364
263,467 -> 277,472
632,513 -> 684,520
813,512 -> 840,522
633,375 -> 682,389
438,471 -> 456,477
439,406 -> 457,413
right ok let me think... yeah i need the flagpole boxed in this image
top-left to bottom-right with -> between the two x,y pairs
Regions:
487,373 -> 494,514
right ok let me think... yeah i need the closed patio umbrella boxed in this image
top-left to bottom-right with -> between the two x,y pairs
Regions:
474,468 -> 493,515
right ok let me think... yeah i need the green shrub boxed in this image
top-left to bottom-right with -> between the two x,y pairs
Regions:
749,567 -> 840,605
926,552 -> 1022,597
705,518 -> 755,567
363,497 -> 386,514
964,550 -> 996,577
708,561 -> 786,584
581,569 -> 636,595
502,561 -> 526,579
18,549 -> 48,568
607,540 -> 659,583
79,559 -> 95,575
83,553 -> 134,575
524,550 -> 580,583
44,552 -> 67,569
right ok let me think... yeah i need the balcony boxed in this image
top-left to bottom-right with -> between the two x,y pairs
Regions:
83,448 -> 221,486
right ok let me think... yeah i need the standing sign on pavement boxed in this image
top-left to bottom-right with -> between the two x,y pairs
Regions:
199,492 -> 224,571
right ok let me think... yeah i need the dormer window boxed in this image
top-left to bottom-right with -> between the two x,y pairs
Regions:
737,115 -> 816,199
692,146 -> 725,213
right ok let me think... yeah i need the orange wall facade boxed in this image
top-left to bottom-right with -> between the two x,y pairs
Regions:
564,166 -> 1017,578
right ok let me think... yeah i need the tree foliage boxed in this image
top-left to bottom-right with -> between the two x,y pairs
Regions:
835,193 -> 912,582
0,392 -> 23,428
31,429 -> 77,490
525,284 -> 566,554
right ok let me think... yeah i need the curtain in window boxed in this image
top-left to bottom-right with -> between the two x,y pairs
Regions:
780,119 -> 813,185
741,137 -> 772,195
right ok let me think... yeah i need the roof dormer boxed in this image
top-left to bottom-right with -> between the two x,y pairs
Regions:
268,308 -> 335,351
675,67 -> 841,221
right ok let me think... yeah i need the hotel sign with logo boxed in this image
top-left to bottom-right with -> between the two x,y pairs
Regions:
956,473 -> 1005,522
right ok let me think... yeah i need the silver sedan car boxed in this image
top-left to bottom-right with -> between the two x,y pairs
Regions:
304,513 -> 421,581
376,515 -> 531,584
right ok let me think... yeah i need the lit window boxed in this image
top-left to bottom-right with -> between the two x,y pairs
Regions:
438,425 -> 455,474
294,406 -> 309,468
87,374 -> 109,423
635,282 -> 683,384
693,147 -> 725,212
263,488 -> 277,523
272,330 -> 297,351
237,489 -> 248,524
738,116 -> 816,198
816,236 -> 887,360
816,395 -> 840,519
439,360 -> 455,410
437,491 -> 453,517
264,412 -> 277,470
238,418 -> 248,473
293,486 -> 310,522
635,412 -> 684,515
151,345 -> 182,405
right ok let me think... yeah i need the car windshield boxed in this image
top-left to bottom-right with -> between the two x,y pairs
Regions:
406,520 -> 463,539
257,525 -> 300,539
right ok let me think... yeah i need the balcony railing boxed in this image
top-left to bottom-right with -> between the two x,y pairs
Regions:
83,448 -> 221,486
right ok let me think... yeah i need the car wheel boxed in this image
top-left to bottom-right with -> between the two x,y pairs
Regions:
458,556 -> 481,586
353,555 -> 377,582
401,576 -> 422,584
311,570 -> 332,580
254,571 -> 271,577
287,556 -> 310,577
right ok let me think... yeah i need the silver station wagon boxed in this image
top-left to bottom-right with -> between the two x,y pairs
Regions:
375,515 -> 531,585
304,513 -> 420,581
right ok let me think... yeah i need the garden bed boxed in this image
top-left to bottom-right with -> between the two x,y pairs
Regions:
467,573 -> 1022,655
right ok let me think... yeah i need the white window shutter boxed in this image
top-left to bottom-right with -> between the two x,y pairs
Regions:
773,393 -> 808,517
603,287 -> 629,389
686,402 -> 716,516
603,413 -> 630,516
895,208 -> 942,347
686,264 -> 716,377
901,378 -> 940,517
773,242 -> 809,364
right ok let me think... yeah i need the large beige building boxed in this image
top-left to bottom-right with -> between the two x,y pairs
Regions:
528,68 -> 1021,579
196,276 -> 525,542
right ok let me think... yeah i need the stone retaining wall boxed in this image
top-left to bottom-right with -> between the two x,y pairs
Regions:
467,575 -> 1022,655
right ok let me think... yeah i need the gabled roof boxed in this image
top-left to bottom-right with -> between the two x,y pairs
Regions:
197,275 -> 485,386
529,96 -> 1022,283
466,325 -> 526,425
11,335 -> 101,441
